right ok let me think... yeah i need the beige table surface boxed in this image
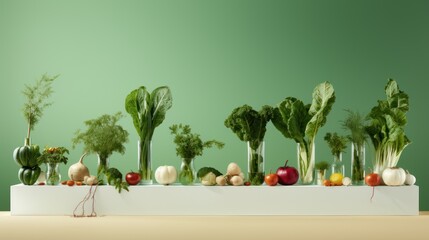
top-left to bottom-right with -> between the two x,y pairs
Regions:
1,212 -> 429,240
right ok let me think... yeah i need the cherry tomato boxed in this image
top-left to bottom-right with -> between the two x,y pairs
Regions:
264,173 -> 279,186
126,171 -> 141,185
67,180 -> 75,186
323,179 -> 331,186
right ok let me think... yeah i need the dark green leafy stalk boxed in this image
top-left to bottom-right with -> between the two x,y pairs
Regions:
342,110 -> 367,184
271,82 -> 335,184
22,74 -> 58,140
365,79 -> 410,173
324,132 -> 348,158
224,105 -> 273,185
125,86 -> 172,181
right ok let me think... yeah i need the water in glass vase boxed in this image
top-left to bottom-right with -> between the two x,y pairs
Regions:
247,141 -> 265,185
179,158 -> 195,185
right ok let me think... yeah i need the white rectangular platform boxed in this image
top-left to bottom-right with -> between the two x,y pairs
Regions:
10,184 -> 419,216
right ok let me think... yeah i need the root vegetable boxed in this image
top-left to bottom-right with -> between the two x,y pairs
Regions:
84,175 -> 98,185
230,176 -> 244,186
68,153 -> 90,182
227,162 -> 241,176
216,175 -> 227,186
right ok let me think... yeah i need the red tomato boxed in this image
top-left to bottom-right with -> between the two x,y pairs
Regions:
365,173 -> 381,186
126,172 -> 141,185
264,173 -> 279,186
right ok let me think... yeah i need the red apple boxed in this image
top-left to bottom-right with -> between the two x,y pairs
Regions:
276,160 -> 299,185
126,171 -> 141,185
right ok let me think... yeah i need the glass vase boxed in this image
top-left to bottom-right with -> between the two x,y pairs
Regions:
351,142 -> 365,185
297,142 -> 315,185
247,141 -> 265,185
331,153 -> 345,176
138,140 -> 152,184
315,169 -> 327,186
97,154 -> 109,185
179,158 -> 195,185
46,162 -> 61,185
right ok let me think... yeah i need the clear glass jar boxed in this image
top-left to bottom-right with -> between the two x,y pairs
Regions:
179,158 -> 195,185
138,140 -> 153,185
315,168 -> 327,185
351,142 -> 365,185
97,154 -> 109,185
46,162 -> 61,185
247,141 -> 265,185
331,153 -> 345,176
297,142 -> 315,185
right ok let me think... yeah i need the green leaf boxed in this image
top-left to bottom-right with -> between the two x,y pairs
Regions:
151,86 -> 173,128
305,81 -> 336,141
197,167 -> 223,179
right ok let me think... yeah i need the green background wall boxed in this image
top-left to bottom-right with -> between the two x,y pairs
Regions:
1,0 -> 428,211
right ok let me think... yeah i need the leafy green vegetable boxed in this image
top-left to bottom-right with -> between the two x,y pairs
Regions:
272,82 -> 335,184
106,168 -> 129,193
125,86 -> 172,182
224,105 -> 273,150
365,79 -> 410,173
197,167 -> 223,179
21,74 -> 58,140
324,132 -> 348,158
224,105 -> 273,185
170,124 -> 224,159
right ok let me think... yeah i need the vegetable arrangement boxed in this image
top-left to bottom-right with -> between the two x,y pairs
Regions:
170,124 -> 224,185
125,86 -> 173,184
365,79 -> 410,174
224,105 -> 273,185
272,82 -> 336,184
12,75 -> 418,218
13,74 -> 58,185
72,112 -> 129,184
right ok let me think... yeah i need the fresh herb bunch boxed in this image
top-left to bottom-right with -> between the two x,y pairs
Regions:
72,112 -> 129,160
37,146 -> 69,165
170,124 -> 224,159
224,105 -> 273,150
324,132 -> 348,158
22,74 -> 58,140
315,161 -> 329,171
365,79 -> 410,173
342,110 -> 367,145
342,110 -> 367,184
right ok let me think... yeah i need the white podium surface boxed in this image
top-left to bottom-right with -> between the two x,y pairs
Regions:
10,184 -> 419,216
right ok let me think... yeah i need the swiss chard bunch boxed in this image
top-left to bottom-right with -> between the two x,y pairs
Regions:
365,79 -> 410,173
125,86 -> 172,182
271,82 -> 335,184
